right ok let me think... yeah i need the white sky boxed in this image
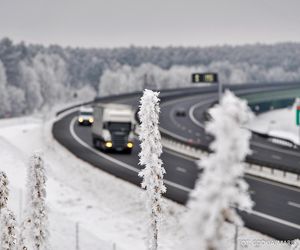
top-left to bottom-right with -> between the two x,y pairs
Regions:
0,0 -> 299,48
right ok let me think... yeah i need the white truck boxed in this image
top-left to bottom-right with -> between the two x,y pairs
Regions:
78,106 -> 94,126
92,103 -> 135,153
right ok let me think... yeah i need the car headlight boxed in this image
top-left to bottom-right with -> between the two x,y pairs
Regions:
89,117 -> 94,123
78,117 -> 83,123
127,142 -> 133,148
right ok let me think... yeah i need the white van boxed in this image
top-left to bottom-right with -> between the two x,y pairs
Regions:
78,106 -> 94,126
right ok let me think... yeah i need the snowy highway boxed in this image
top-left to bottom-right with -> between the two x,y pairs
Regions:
53,83 -> 300,240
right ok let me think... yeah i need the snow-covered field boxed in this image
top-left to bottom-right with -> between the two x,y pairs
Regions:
248,101 -> 300,145
0,112 -> 292,250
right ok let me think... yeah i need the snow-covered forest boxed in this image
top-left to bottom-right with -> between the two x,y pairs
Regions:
1,37 -> 300,117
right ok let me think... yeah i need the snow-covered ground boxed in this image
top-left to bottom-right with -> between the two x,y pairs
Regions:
0,112 -> 292,250
248,101 -> 300,145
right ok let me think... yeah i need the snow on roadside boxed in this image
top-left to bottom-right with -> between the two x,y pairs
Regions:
0,114 -> 292,250
0,115 -> 184,250
248,102 -> 299,145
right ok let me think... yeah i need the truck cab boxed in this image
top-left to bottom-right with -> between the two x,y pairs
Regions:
78,106 -> 94,126
92,103 -> 135,153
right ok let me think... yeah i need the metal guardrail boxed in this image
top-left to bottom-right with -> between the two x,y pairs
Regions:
160,126 -> 300,175
160,136 -> 300,185
157,83 -> 300,175
57,82 -> 300,117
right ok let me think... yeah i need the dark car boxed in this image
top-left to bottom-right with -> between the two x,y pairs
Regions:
175,108 -> 186,117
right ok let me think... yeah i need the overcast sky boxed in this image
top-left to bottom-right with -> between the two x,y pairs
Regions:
0,0 -> 299,48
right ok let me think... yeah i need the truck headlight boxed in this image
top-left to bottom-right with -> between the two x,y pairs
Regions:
105,141 -> 113,148
127,142 -> 133,148
89,117 -> 94,123
78,117 -> 83,123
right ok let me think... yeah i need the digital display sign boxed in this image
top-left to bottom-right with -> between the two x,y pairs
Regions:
192,73 -> 218,83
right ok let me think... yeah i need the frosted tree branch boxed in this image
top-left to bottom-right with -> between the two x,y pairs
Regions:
182,90 -> 254,250
138,89 -> 166,250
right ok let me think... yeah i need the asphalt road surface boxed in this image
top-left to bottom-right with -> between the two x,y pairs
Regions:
53,83 -> 300,240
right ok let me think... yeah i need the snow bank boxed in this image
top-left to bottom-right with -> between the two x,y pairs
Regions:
248,102 -> 300,145
0,115 -> 186,250
0,114 -> 292,250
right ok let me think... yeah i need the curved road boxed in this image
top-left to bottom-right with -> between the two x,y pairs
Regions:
53,83 -> 300,240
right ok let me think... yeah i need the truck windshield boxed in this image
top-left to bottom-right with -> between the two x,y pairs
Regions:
108,122 -> 131,131
80,112 -> 92,116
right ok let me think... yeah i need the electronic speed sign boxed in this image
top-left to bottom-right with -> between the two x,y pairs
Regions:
192,73 -> 218,83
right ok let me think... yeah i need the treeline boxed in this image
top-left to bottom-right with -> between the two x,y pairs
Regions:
1,37 -> 300,117
99,62 -> 300,96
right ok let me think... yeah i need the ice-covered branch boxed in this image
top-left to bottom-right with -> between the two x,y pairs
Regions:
20,153 -> 49,250
182,90 -> 254,250
138,89 -> 166,250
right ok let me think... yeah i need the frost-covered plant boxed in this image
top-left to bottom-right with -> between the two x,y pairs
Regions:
182,90 -> 254,250
0,172 -> 9,211
19,153 -> 49,250
291,240 -> 300,250
138,89 -> 166,250
0,208 -> 17,250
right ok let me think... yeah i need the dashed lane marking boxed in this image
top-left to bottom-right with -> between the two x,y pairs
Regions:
70,117 -> 192,193
247,210 -> 300,230
288,201 -> 300,209
271,154 -> 282,160
245,175 -> 300,193
176,167 -> 187,173
67,114 -> 300,230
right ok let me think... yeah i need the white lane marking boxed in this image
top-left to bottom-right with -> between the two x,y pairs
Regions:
245,175 -> 300,193
271,154 -> 282,160
133,134 -> 197,162
288,201 -> 300,209
69,117 -> 300,230
69,117 -> 192,193
246,209 -> 300,230
70,118 -> 139,173
163,147 -> 198,162
251,140 -> 300,157
160,92 -> 216,109
162,93 -> 216,135
188,97 -> 300,158
176,167 -> 187,173
189,99 -> 213,128
159,126 -> 192,143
